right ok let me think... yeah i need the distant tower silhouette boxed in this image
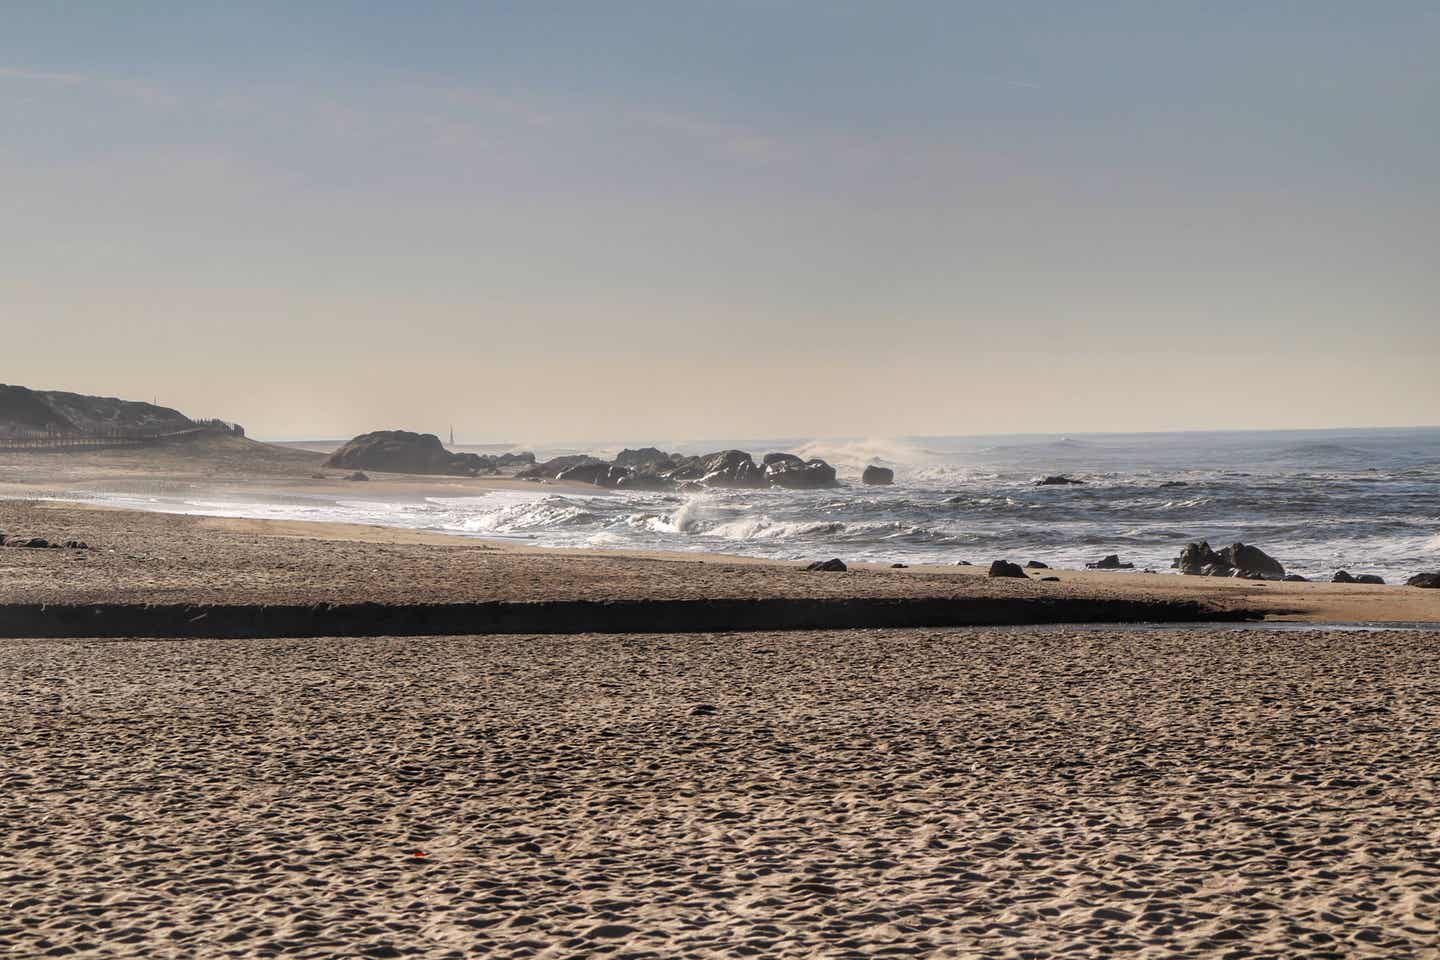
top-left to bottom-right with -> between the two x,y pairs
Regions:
449,424 -> 454,446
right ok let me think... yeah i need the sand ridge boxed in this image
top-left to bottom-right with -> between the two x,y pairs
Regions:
5,627 -> 1439,957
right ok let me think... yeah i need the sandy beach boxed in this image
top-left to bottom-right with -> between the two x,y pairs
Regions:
5,444 -> 1440,958
6,627 -> 1439,958
2,498 -> 1438,624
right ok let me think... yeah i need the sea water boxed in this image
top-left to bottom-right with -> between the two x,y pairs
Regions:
56,426 -> 1440,583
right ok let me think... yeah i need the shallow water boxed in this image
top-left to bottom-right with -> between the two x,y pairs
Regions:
52,426 -> 1440,582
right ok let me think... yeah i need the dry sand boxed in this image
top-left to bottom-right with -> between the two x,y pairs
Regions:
5,627 -> 1439,958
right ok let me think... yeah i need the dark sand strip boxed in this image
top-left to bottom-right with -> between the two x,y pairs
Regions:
0,595 -> 1260,638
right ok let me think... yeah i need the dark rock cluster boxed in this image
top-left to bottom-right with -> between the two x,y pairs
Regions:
520,448 -> 840,492
0,532 -> 88,549
325,431 -> 535,477
1173,541 -> 1286,580
862,465 -> 894,485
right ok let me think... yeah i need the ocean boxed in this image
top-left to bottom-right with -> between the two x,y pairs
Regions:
73,427 -> 1440,583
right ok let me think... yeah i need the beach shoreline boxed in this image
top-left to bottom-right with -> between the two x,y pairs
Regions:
1,498 -> 1436,625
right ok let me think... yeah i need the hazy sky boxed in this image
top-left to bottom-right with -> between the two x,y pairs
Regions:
4,2 -> 1437,441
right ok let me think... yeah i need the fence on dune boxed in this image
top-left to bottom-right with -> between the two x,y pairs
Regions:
0,420 -> 242,451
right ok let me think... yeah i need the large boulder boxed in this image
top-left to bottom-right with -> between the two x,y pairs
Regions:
326,430 -> 489,477
764,456 -> 838,489
555,462 -> 617,486
1174,540 -> 1283,579
517,454 -> 603,480
862,465 -> 894,485
1174,541 -> 1224,575
1220,543 -> 1285,580
692,450 -> 767,488
614,447 -> 675,470
988,560 -> 1028,579
1331,570 -> 1355,584
805,558 -> 847,572
1407,573 -> 1440,588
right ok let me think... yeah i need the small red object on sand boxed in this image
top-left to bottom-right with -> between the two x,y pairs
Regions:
412,850 -> 427,858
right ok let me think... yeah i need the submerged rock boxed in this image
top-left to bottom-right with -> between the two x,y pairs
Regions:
988,560 -> 1028,579
1087,554 -> 1134,570
1035,475 -> 1085,486
862,465 -> 894,485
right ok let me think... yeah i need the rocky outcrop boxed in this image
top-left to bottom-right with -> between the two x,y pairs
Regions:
518,455 -> 604,480
1087,554 -> 1134,570
764,455 -> 838,489
614,447 -> 676,471
988,560 -> 1028,579
862,465 -> 894,485
1407,573 -> 1440,588
521,447 -> 838,493
1035,475 -> 1085,486
1174,541 -> 1285,580
326,431 -> 508,477
805,558 -> 847,572
1334,571 -> 1384,584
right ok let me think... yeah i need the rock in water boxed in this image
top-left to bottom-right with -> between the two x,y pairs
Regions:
1407,573 -> 1440,588
683,450 -> 767,488
764,455 -> 838,489
614,447 -> 675,470
806,558 -> 847,572
988,560 -> 1028,578
326,430 -> 494,477
1035,475 -> 1085,486
1087,554 -> 1134,570
516,454 -> 603,480
862,465 -> 894,485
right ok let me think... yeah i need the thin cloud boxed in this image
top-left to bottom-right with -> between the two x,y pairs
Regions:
0,66 -> 88,85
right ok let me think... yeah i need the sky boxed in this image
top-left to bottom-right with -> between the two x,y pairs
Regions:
3,2 -> 1437,442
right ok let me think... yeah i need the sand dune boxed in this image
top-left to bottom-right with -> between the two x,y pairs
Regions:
6,628 -> 1439,957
